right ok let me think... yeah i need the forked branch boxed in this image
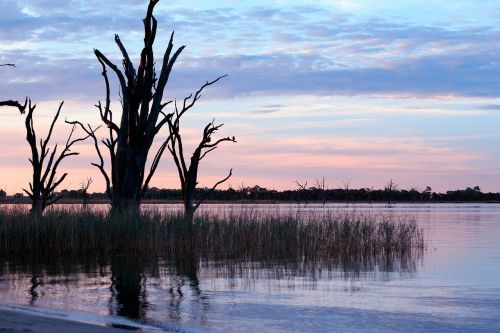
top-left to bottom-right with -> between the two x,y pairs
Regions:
66,119 -> 112,199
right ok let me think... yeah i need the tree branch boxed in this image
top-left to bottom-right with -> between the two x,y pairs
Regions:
194,169 -> 233,210
66,119 -> 112,200
0,98 -> 28,114
142,135 -> 171,196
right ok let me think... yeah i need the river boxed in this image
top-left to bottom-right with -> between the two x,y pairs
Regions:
0,203 -> 499,332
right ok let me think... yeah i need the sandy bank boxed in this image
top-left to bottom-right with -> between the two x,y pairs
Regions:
0,308 -> 156,333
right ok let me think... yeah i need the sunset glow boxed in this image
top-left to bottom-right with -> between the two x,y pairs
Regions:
1,0 -> 499,193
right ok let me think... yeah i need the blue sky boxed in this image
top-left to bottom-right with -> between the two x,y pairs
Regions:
0,0 -> 499,193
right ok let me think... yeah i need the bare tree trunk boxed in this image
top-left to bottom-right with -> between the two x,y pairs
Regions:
68,0 -> 186,214
166,97 -> 235,221
21,100 -> 88,220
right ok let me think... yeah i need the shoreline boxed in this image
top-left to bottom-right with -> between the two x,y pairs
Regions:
1,199 -> 500,205
0,305 -> 160,333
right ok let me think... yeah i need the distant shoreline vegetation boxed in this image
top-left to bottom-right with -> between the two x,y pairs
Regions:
0,185 -> 497,204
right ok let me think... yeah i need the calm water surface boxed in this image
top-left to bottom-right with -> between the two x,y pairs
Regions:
1,203 -> 499,332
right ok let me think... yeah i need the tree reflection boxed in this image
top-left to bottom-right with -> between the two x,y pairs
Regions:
109,255 -> 148,319
0,245 -> 423,323
166,252 -> 210,323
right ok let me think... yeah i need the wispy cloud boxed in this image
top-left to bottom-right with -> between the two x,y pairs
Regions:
1,1 -> 500,193
1,3 -> 499,100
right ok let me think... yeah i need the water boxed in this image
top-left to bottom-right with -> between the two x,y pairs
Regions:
0,203 -> 499,332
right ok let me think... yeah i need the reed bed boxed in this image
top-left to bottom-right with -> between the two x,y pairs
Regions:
0,208 -> 424,261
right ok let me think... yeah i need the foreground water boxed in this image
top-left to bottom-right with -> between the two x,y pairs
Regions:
1,203 -> 499,332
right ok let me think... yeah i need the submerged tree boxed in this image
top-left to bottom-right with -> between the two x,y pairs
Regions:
165,80 -> 236,220
22,100 -> 87,218
68,0 -> 186,213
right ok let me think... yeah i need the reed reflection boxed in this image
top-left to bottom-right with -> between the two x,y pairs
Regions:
0,245 -> 423,322
167,254 -> 211,324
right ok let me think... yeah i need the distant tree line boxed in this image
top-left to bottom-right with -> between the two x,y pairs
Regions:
2,184 -> 497,203
131,185 -> 500,202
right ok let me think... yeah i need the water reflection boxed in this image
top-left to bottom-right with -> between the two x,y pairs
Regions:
0,248 -> 422,323
109,255 -> 149,319
29,274 -> 42,305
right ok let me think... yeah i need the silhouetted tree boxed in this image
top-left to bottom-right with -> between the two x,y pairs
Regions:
385,179 -> 398,204
68,0 -> 186,214
22,100 -> 88,219
295,180 -> 308,204
166,89 -> 236,220
366,186 -> 374,204
315,177 -> 327,205
80,177 -> 93,208
342,179 -> 351,204
422,186 -> 432,200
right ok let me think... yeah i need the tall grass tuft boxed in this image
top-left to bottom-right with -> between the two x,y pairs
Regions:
0,208 -> 424,262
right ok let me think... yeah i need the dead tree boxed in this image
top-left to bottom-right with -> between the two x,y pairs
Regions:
22,100 -> 88,219
80,177 -> 93,208
67,0 -> 186,213
295,180 -> 308,205
315,176 -> 327,204
366,186 -> 374,204
165,81 -> 236,220
342,179 -> 351,204
385,179 -> 398,204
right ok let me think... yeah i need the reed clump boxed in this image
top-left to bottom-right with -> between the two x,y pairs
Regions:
0,208 -> 424,261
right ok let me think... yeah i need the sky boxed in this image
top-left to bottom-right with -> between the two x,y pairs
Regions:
0,0 -> 499,194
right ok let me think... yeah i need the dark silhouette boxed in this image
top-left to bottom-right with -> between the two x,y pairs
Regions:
80,177 -> 93,208
385,179 -> 398,204
166,87 -> 236,220
2,183 -> 497,204
68,0 -> 186,214
0,99 -> 27,113
342,179 -> 351,204
109,256 -> 148,320
295,180 -> 309,204
22,100 -> 88,219
314,177 -> 328,205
